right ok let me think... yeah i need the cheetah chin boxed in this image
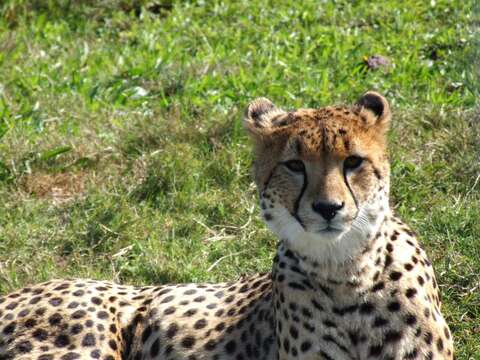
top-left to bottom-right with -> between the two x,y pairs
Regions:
262,193 -> 389,265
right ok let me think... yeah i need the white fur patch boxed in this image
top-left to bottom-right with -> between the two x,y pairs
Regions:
261,191 -> 389,265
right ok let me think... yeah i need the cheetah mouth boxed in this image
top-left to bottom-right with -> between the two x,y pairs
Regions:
315,225 -> 344,234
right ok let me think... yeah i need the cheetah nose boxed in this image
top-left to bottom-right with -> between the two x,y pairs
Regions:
312,201 -> 344,221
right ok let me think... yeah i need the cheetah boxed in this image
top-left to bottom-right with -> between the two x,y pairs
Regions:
0,92 -> 453,360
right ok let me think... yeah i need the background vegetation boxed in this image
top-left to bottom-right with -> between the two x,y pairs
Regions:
0,0 -> 478,357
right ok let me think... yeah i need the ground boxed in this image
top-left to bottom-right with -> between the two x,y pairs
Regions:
0,0 -> 478,358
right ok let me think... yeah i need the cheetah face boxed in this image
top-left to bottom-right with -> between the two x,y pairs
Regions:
244,92 -> 391,262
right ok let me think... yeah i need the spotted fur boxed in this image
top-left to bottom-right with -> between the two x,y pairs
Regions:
0,92 -> 453,359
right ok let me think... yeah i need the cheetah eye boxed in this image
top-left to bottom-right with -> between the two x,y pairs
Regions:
344,156 -> 364,171
284,160 -> 305,173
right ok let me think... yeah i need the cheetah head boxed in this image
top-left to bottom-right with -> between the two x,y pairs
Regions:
244,92 -> 391,263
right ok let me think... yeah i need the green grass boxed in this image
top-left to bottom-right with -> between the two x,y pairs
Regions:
0,0 -> 479,357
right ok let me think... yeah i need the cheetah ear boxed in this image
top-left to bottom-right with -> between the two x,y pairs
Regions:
243,98 -> 288,139
355,91 -> 391,130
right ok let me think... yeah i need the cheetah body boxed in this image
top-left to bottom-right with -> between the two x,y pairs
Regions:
0,92 -> 453,359
0,275 -> 275,360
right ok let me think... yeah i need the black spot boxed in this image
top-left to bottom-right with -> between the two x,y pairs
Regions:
359,302 -> 375,314
424,332 -> 433,345
323,319 -> 336,328
35,307 -> 47,316
369,344 -> 383,356
160,295 -> 175,304
437,338 -> 444,351
444,326 -> 451,339
33,328 -> 48,341
108,339 -> 118,351
348,331 -> 359,345
404,313 -> 417,326
91,297 -> 102,305
97,311 -> 108,319
204,339 -> 216,351
372,282 -> 385,292
72,310 -> 87,319
422,308 -> 431,318
68,301 -> 80,309
163,307 -> 176,315
150,338 -> 160,357
54,334 -> 70,348
194,319 -> 207,329
184,308 -> 198,317
72,290 -> 84,296
415,327 -> 422,337
166,323 -> 178,338
301,307 -> 312,318
300,341 -> 312,352
141,326 -> 152,343
387,301 -> 401,312
29,296 -> 41,304
288,282 -> 306,291
389,271 -> 402,281
222,339 -> 236,354
38,355 -> 54,360
49,297 -> 63,306
53,283 -> 70,291
82,333 -> 96,347
16,340 -> 33,353
3,321 -> 17,335
60,353 -> 81,360
404,348 -> 418,359
70,324 -> 83,335
181,336 -> 196,349
373,316 -> 389,327
405,288 -> 417,298
49,313 -> 63,326
333,304 -> 358,316
384,255 -> 393,268
24,318 -> 37,328
289,326 -> 299,339
384,330 -> 402,342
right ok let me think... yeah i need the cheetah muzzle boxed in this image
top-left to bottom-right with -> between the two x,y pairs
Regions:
0,92 -> 453,360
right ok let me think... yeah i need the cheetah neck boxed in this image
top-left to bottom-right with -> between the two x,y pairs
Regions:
275,214 -> 392,291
